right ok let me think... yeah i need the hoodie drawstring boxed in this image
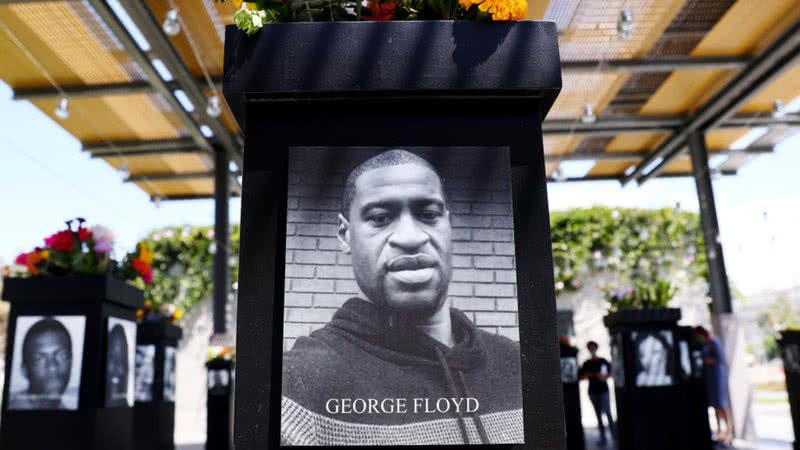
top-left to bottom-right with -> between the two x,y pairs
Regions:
457,371 -> 490,444
434,347 -> 490,444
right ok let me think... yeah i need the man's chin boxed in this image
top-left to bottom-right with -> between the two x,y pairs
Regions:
382,292 -> 444,317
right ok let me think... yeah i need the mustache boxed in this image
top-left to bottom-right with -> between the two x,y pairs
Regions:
385,254 -> 438,271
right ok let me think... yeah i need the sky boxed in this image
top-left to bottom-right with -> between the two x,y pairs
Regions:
0,80 -> 797,296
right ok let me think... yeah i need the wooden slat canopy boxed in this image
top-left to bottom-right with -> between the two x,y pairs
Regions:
0,0 -> 798,199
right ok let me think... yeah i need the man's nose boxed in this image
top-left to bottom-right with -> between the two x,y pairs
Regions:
388,213 -> 430,250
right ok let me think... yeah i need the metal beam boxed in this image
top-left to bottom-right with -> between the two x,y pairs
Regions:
213,149 -> 230,335
561,56 -> 750,74
85,0 -> 212,155
83,138 -> 199,155
126,171 -> 215,183
118,1 -> 242,167
624,15 -> 800,185
90,147 -> 202,158
154,193 -> 241,201
545,145 -> 773,163
13,77 -> 223,101
541,113 -> 800,136
689,131 -> 733,319
548,170 -> 736,183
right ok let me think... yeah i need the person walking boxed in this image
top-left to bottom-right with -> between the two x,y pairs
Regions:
580,341 -> 617,446
694,326 -> 733,446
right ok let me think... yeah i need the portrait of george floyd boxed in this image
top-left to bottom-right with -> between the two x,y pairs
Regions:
7,315 -> 86,411
280,147 -> 524,446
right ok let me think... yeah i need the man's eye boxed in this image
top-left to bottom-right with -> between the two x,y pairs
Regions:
419,210 -> 442,222
368,214 -> 392,226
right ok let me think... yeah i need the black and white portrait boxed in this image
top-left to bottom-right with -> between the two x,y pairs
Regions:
105,317 -> 136,407
7,315 -> 85,410
783,343 -> 800,374
134,345 -> 156,402
163,346 -> 177,402
611,333 -> 625,387
632,330 -> 673,387
208,369 -> 231,396
678,341 -> 691,379
560,357 -> 578,383
280,147 -> 524,445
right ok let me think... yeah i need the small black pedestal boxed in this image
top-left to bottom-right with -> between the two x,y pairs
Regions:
133,321 -> 183,450
206,359 -> 234,450
604,308 -> 710,450
560,343 -> 585,450
1,276 -> 143,450
779,330 -> 800,450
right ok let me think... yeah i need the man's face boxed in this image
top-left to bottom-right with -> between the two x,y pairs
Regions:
107,335 -> 128,395
23,331 -> 71,396
587,344 -> 598,356
339,163 -> 452,317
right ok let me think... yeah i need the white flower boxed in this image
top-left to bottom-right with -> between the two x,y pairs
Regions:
555,281 -> 565,290
611,210 -> 621,220
252,13 -> 263,27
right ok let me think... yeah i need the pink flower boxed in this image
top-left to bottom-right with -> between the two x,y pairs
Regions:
15,252 -> 28,265
90,225 -> 114,254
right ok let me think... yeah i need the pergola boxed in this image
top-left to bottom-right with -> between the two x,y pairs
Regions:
1,0 -> 799,339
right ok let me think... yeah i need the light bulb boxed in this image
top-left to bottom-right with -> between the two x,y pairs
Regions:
553,168 -> 567,182
153,196 -> 162,208
772,99 -> 786,118
119,163 -> 130,179
206,95 -> 222,118
581,103 -> 596,124
54,97 -> 69,120
617,7 -> 634,40
162,9 -> 181,36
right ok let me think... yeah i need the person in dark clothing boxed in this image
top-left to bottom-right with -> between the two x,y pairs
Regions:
580,341 -> 617,446
281,150 -> 524,445
694,326 -> 733,446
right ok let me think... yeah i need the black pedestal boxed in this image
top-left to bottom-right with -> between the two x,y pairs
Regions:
779,330 -> 800,450
1,276 -> 144,450
206,359 -> 234,450
133,321 -> 183,450
560,344 -> 585,450
604,308 -> 711,450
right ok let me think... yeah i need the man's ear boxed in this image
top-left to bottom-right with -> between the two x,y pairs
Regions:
337,213 -> 351,254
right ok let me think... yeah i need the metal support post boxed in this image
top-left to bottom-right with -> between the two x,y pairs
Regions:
213,149 -> 230,335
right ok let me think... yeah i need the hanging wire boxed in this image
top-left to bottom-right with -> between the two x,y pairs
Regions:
165,0 -> 219,99
0,15 -> 167,203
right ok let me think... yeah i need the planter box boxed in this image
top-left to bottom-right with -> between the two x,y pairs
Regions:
206,359 -> 234,450
224,19 -> 564,450
603,308 -> 710,450
133,321 -> 183,450
779,330 -> 800,450
1,275 -> 144,450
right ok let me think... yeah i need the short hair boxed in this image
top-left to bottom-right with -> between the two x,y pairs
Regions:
22,318 -> 71,367
693,326 -> 710,339
587,341 -> 599,349
341,149 -> 443,217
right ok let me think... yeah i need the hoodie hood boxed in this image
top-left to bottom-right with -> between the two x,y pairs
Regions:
325,298 -> 486,371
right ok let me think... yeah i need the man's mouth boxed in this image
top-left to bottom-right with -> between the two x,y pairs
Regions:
386,254 -> 438,285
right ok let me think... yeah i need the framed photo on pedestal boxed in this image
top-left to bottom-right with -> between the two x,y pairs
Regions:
106,317 -> 136,407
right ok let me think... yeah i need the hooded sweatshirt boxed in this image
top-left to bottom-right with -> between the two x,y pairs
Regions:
281,298 -> 524,445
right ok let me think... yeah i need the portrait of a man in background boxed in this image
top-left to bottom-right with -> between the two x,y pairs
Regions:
134,345 -> 156,402
633,330 -> 673,387
281,149 -> 524,446
8,316 -> 85,410
106,323 -> 131,407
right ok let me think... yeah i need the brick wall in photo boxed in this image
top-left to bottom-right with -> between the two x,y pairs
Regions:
283,147 -> 518,351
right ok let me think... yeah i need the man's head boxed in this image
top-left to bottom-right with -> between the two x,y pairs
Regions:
106,324 -> 129,398
337,149 -> 452,318
587,341 -> 599,356
21,318 -> 72,396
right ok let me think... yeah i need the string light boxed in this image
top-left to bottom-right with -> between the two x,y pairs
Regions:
162,9 -> 181,36
206,95 -> 222,118
617,7 -> 634,40
581,103 -> 597,124
54,97 -> 70,120
119,163 -> 130,179
772,99 -> 786,118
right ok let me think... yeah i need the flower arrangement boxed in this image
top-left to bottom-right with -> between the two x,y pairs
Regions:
118,242 -> 155,285
217,0 -> 527,35
603,278 -> 677,312
136,299 -> 184,324
11,218 -> 151,285
207,344 -> 236,363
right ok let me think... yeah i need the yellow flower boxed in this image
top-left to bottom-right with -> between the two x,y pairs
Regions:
172,308 -> 184,321
138,242 -> 154,264
39,250 -> 50,260
479,0 -> 527,21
